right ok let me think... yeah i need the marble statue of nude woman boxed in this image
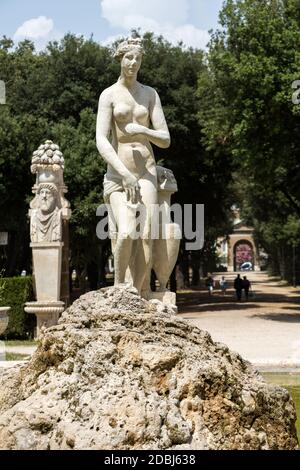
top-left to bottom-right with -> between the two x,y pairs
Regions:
96,38 -> 179,299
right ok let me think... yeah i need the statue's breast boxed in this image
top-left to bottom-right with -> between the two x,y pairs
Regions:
134,104 -> 149,121
113,102 -> 149,124
113,103 -> 132,122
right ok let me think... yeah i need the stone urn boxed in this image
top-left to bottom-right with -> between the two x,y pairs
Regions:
152,223 -> 181,291
0,307 -> 10,335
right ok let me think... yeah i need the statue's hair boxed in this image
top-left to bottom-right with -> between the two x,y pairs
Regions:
37,182 -> 59,194
113,37 -> 145,60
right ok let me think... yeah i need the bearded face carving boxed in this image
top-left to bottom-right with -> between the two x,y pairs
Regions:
39,187 -> 57,212
30,183 -> 62,243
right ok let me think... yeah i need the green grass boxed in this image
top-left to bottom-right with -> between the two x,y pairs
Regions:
288,386 -> 300,442
5,352 -> 30,361
263,373 -> 300,442
4,340 -> 37,347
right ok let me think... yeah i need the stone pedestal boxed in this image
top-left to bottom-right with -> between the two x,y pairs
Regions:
25,302 -> 64,338
28,241 -> 64,339
31,242 -> 64,302
27,140 -> 71,338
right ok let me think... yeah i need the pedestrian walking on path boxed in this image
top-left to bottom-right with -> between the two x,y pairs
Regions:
234,274 -> 243,301
205,275 -> 215,296
242,276 -> 251,301
219,276 -> 228,296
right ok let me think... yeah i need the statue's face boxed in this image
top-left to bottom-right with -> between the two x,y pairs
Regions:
121,49 -> 142,78
39,188 -> 56,213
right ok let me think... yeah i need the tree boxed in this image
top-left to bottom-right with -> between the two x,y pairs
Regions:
198,0 -> 300,282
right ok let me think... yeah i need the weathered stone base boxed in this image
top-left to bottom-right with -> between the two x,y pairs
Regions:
25,301 -> 65,338
0,286 -> 298,450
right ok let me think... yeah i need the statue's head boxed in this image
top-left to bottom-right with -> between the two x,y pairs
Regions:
114,37 -> 145,60
37,183 -> 58,213
114,38 -> 145,78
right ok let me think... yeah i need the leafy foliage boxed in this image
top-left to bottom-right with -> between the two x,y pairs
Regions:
198,0 -> 300,281
0,276 -> 34,339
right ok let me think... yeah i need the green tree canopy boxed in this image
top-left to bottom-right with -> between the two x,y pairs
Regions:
198,0 -> 300,280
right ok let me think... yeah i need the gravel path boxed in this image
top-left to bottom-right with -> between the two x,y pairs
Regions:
178,272 -> 300,370
4,346 -> 37,355
0,345 -> 35,368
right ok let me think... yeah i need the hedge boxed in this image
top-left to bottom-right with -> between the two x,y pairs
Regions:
0,276 -> 35,339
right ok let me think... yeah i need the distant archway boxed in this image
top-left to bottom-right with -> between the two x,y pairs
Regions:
234,240 -> 254,271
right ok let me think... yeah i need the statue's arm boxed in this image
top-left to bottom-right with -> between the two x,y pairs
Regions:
96,89 -> 135,179
125,89 -> 171,149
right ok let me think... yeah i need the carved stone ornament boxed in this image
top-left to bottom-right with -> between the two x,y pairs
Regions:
30,183 -> 62,243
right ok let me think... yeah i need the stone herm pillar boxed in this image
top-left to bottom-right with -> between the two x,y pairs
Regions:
31,242 -> 63,301
25,140 -> 71,337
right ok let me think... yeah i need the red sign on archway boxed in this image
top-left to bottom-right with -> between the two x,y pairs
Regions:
234,241 -> 254,271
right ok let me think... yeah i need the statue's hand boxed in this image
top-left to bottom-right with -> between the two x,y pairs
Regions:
125,123 -> 146,136
122,172 -> 140,204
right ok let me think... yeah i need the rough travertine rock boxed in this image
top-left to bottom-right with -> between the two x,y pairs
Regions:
0,286 -> 298,450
